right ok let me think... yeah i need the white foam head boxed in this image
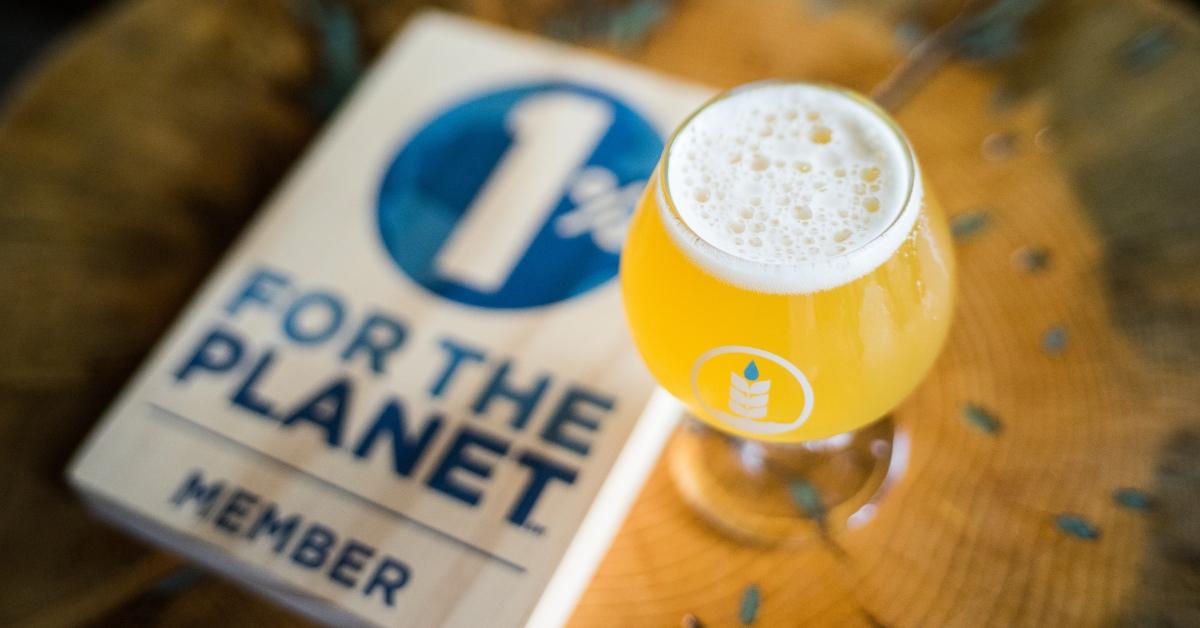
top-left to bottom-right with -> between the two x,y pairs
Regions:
660,82 -> 922,294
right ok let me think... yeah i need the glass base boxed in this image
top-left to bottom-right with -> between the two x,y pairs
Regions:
668,416 -> 909,547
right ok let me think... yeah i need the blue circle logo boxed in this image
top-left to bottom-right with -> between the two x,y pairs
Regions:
377,82 -> 663,309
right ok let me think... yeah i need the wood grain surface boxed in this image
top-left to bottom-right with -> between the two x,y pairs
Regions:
1,0 -> 1197,626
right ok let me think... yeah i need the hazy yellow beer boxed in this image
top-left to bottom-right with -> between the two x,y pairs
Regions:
621,83 -> 955,443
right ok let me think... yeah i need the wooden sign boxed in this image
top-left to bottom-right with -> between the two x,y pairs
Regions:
68,11 -> 710,626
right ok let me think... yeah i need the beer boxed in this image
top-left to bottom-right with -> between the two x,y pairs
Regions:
621,82 -> 955,443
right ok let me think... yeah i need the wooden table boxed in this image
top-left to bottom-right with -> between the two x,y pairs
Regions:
2,0 -> 1197,626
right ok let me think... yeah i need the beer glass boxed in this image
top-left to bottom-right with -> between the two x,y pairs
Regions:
621,82 -> 955,544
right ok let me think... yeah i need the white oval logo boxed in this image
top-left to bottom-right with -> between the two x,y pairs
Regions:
690,345 -> 814,436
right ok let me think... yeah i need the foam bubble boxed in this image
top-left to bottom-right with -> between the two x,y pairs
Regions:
661,83 -> 921,294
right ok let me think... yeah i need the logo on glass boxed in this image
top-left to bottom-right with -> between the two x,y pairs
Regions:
376,82 -> 663,309
692,346 -> 814,436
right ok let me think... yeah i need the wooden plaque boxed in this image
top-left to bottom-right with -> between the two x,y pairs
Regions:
68,11 -> 710,627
